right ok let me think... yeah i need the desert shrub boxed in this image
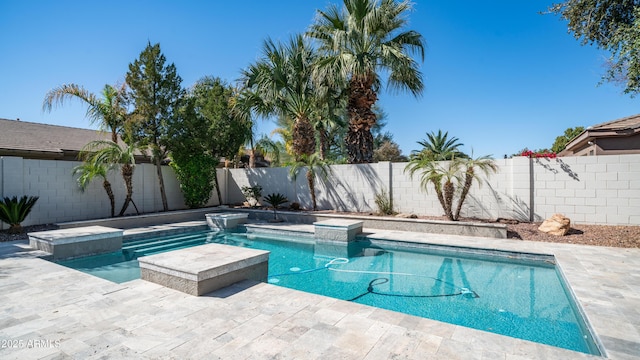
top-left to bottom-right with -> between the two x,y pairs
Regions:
374,190 -> 395,216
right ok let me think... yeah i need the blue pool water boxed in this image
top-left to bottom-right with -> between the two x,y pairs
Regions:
55,229 -> 600,355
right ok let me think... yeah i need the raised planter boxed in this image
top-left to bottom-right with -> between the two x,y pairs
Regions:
57,207 -> 223,230
212,208 -> 508,239
28,226 -> 123,260
139,243 -> 269,296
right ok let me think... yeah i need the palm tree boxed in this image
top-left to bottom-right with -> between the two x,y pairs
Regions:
72,161 -> 116,217
454,155 -> 498,220
405,153 -> 498,221
308,0 -> 425,163
289,153 -> 331,210
43,83 -> 128,143
411,130 -> 468,161
229,89 -> 262,168
82,140 -> 139,216
242,34 -> 320,158
255,135 -> 282,167
405,157 -> 461,220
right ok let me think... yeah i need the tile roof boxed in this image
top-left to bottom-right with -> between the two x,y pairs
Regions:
589,113 -> 640,131
0,118 -> 113,157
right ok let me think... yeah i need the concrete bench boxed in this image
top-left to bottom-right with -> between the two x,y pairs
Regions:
205,212 -> 249,230
28,226 -> 123,260
138,243 -> 270,296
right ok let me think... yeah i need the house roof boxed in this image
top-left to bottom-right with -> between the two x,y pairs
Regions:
561,113 -> 640,155
587,113 -> 640,132
0,118 -> 146,161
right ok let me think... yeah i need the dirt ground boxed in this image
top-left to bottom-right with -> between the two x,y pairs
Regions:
2,214 -> 639,248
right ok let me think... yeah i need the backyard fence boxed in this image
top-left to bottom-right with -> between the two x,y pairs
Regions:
1,154 -> 639,229
226,154 -> 640,226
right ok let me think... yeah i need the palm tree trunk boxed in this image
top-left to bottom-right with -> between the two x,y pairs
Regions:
347,76 -> 377,163
454,167 -> 475,221
103,179 -> 115,217
307,171 -> 317,210
249,148 -> 256,169
292,116 -> 316,157
443,180 -> 455,220
319,128 -> 328,160
432,180 -> 448,218
118,164 -> 134,216
346,128 -> 374,163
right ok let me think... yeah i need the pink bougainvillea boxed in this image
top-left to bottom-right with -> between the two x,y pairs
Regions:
520,150 -> 557,159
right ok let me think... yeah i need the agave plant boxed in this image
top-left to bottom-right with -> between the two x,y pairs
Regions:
263,193 -> 289,221
0,196 -> 39,234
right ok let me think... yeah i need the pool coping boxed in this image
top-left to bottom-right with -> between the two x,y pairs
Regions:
1,221 -> 638,358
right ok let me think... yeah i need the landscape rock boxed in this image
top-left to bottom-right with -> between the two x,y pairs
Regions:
538,214 -> 571,236
396,213 -> 418,219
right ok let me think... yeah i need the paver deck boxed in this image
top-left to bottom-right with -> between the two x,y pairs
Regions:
0,225 -> 639,359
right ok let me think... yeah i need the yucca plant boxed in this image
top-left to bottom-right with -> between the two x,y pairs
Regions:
0,196 -> 40,234
263,193 -> 289,221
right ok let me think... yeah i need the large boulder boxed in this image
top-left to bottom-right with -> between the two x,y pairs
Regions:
538,214 -> 571,236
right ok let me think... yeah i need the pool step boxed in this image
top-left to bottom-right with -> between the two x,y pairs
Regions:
132,238 -> 208,257
122,231 -> 208,249
122,232 -> 213,257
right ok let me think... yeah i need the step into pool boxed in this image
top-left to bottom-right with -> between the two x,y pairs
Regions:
53,229 -> 601,355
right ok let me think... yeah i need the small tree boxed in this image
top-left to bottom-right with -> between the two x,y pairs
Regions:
548,1 -> 640,95
551,126 -> 585,153
81,140 -> 139,216
126,42 -> 184,212
289,153 -> 331,211
72,162 -> 116,217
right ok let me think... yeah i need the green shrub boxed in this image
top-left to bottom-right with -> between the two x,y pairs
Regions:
374,190 -> 396,216
170,153 -> 217,208
0,195 -> 39,234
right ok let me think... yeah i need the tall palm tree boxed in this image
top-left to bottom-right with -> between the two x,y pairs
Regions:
242,34 -> 320,159
309,0 -> 425,163
72,161 -> 116,218
43,83 -> 128,143
411,130 -> 468,161
289,153 -> 331,210
82,140 -> 138,216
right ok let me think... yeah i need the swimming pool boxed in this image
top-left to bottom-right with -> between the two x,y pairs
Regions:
55,229 -> 600,355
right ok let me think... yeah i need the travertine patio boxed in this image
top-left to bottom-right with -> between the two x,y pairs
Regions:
1,227 -> 638,359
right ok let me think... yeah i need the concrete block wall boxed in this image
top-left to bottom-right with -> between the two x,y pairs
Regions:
2,154 -> 638,227
227,163 -> 391,212
531,155 -> 640,225
0,156 -> 223,230
227,154 -> 640,226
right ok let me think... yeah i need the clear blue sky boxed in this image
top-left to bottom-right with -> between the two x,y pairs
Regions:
2,0 -> 638,158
